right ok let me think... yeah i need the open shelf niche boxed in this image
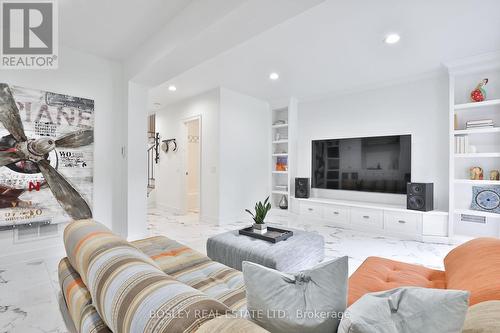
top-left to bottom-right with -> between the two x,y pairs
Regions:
447,52 -> 500,239
270,98 -> 298,211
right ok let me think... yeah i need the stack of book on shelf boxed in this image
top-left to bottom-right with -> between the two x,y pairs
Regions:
465,119 -> 494,129
455,135 -> 469,154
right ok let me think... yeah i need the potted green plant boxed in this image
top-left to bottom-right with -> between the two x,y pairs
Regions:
245,196 -> 272,234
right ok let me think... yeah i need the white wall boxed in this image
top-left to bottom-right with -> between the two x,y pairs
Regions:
126,82 -> 149,240
153,87 -> 270,223
296,74 -> 449,210
123,0 -> 325,236
0,46 -> 123,262
154,89 -> 220,222
219,88 -> 270,222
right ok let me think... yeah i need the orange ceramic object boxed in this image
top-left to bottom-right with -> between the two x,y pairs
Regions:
275,163 -> 287,171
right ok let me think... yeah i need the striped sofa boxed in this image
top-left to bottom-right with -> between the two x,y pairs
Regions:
59,219 -> 268,333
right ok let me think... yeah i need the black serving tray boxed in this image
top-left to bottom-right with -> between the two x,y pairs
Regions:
238,226 -> 293,243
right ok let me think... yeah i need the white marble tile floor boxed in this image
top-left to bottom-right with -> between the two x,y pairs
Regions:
147,207 -> 455,274
0,207 -> 457,332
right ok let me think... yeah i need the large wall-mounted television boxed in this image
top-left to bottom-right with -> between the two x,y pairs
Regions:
312,135 -> 411,194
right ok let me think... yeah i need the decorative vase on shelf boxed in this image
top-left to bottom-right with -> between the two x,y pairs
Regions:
279,195 -> 288,210
470,78 -> 488,102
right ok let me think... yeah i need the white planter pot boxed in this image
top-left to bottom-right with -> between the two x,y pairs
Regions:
253,223 -> 267,234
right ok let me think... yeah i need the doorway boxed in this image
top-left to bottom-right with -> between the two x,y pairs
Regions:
184,117 -> 201,213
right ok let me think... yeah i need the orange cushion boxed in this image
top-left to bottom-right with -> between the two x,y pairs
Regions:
444,237 -> 500,306
348,257 -> 446,306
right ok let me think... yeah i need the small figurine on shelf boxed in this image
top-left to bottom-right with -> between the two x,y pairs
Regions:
470,78 -> 488,102
470,166 -> 484,180
490,170 -> 500,181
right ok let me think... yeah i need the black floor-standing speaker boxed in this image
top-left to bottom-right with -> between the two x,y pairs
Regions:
295,178 -> 310,198
407,183 -> 434,211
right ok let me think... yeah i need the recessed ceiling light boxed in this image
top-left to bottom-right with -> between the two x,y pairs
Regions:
168,85 -> 177,92
384,33 -> 401,44
269,72 -> 279,80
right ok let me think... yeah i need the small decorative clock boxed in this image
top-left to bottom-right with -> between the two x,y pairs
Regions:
471,186 -> 500,214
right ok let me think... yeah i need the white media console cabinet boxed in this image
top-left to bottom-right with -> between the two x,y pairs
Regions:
293,197 -> 450,243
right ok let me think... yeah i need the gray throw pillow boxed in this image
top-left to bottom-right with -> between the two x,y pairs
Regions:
242,257 -> 348,333
338,287 -> 469,333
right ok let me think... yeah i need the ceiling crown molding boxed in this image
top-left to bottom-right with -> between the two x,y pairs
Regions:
444,50 -> 500,75
293,68 -> 446,105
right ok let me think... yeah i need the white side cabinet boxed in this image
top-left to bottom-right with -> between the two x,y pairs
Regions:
295,198 -> 449,243
351,208 -> 384,229
324,205 -> 350,224
384,211 -> 421,234
299,202 -> 324,219
422,214 -> 449,239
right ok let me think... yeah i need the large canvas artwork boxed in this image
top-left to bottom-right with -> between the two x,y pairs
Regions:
0,84 -> 93,227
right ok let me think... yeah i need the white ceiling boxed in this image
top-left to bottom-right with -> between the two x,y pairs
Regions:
150,0 -> 500,107
60,0 -> 193,60
129,0 -> 325,86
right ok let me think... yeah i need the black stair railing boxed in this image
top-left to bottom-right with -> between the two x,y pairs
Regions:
147,132 -> 160,196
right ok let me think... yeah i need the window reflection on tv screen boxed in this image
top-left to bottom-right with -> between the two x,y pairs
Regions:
311,135 -> 411,194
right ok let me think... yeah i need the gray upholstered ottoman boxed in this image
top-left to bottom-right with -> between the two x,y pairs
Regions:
206,228 -> 324,272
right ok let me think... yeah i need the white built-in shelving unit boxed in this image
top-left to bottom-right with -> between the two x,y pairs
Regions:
454,127 -> 500,135
447,52 -> 500,239
454,99 -> 500,110
270,98 -> 298,210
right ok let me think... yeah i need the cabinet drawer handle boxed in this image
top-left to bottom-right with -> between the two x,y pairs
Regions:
333,211 -> 339,215
363,215 -> 370,219
308,208 -> 314,211
398,220 -> 406,224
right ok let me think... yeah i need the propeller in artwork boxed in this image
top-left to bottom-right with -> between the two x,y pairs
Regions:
0,83 -> 93,219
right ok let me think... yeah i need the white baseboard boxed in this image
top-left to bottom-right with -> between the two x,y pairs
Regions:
422,235 -> 452,245
127,231 -> 149,242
